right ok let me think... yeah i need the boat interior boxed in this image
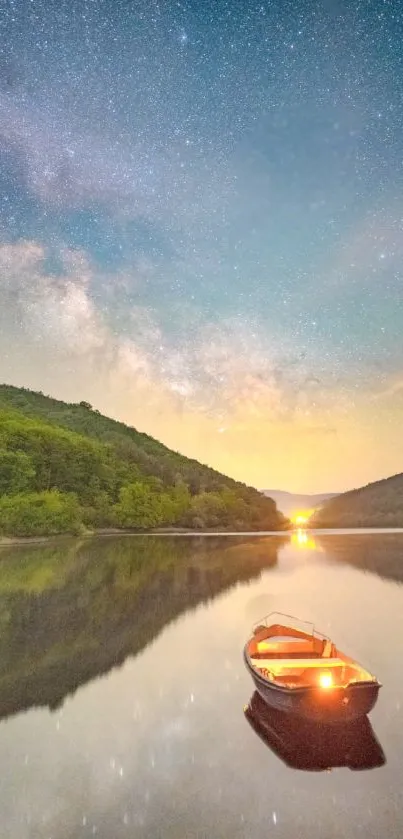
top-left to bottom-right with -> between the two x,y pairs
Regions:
247,622 -> 375,689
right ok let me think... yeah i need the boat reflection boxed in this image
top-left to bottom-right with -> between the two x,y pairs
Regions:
244,691 -> 386,772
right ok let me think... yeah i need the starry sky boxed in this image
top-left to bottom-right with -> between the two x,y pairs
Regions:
1,0 -> 402,493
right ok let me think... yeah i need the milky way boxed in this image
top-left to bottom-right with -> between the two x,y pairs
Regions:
1,0 -> 402,492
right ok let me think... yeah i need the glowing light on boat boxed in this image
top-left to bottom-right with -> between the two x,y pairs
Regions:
319,672 -> 333,689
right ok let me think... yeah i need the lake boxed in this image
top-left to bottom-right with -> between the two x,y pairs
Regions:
0,530 -> 402,838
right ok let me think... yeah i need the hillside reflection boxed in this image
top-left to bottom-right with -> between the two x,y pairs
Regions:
291,529 -> 403,585
315,532 -> 403,585
0,535 -> 285,721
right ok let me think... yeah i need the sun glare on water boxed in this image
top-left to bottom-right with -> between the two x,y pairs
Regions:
291,530 -> 318,550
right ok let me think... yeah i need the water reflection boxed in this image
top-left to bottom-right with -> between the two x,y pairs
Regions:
0,534 -> 285,722
244,691 -> 386,772
315,532 -> 403,584
289,528 -> 403,587
0,532 -> 402,839
0,530 -> 401,724
291,529 -> 319,550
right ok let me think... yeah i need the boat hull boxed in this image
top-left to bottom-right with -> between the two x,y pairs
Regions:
244,650 -> 381,723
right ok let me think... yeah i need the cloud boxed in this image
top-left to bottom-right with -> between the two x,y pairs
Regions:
0,92 -> 235,231
0,239 -> 344,428
0,127 -> 177,278
1,239 -> 399,492
0,242 -> 105,355
372,375 -> 403,401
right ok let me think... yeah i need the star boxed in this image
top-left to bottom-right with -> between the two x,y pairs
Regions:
0,0 -> 402,491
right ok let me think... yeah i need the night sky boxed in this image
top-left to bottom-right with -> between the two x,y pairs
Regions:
1,0 -> 402,492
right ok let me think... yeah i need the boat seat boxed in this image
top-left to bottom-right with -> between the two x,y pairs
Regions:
253,641 -> 320,658
254,651 -> 320,660
251,657 -> 345,671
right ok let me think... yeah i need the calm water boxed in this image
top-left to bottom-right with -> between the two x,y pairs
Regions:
0,530 -> 402,838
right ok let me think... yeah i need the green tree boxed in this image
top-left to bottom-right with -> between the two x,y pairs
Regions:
0,490 -> 81,537
0,449 -> 36,495
114,482 -> 165,529
0,388 -> 290,535
184,491 -> 227,528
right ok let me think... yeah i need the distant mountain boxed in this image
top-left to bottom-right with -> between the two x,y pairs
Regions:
311,472 -> 403,529
261,489 -> 337,517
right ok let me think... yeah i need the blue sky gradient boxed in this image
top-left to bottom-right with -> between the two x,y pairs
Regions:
1,0 -> 402,491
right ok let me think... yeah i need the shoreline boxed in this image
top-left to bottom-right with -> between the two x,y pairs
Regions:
0,525 -> 290,547
1,524 -> 403,548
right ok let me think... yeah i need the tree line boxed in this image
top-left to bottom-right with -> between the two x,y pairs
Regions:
0,387 -> 288,537
311,472 -> 403,529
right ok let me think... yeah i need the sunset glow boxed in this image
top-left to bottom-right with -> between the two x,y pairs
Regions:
291,510 -> 315,528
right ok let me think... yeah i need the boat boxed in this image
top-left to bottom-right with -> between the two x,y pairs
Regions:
244,691 -> 386,772
243,613 -> 381,723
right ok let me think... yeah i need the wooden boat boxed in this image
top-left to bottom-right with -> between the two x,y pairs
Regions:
244,691 -> 386,772
243,613 -> 381,723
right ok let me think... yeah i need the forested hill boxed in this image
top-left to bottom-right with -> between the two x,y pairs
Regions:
0,384 -> 288,537
310,472 -> 403,528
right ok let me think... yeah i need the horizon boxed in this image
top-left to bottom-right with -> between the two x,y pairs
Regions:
1,1 -> 402,492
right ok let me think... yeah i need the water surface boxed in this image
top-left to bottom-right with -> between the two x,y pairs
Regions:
0,530 -> 402,838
